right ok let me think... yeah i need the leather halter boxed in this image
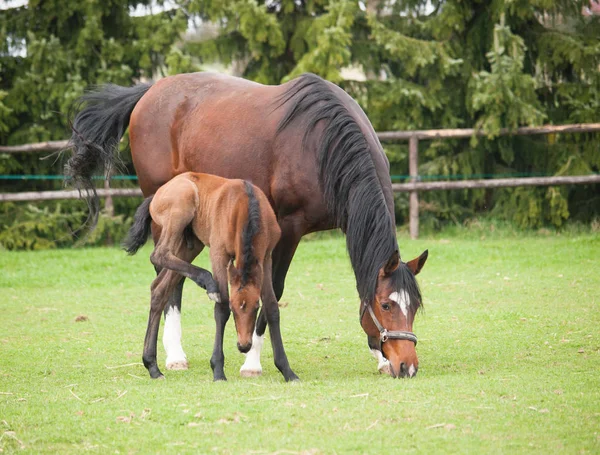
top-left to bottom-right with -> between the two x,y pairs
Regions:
361,301 -> 418,345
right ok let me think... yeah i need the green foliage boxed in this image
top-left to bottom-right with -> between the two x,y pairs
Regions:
0,202 -> 134,251
2,0 -> 599,246
0,0 -> 189,187
468,14 -> 546,138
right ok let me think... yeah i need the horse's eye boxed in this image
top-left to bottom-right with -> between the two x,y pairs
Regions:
381,302 -> 391,311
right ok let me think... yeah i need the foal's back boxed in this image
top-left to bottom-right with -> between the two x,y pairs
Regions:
150,172 -> 279,256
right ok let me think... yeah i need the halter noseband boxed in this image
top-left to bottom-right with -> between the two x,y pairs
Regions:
361,301 -> 418,345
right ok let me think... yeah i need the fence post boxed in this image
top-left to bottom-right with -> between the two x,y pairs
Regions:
104,177 -> 114,217
409,135 -> 419,239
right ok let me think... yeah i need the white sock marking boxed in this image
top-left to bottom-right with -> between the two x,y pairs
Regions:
389,290 -> 410,317
240,332 -> 264,376
163,307 -> 187,367
370,349 -> 391,375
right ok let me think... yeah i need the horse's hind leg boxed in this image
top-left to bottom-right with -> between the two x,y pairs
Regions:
143,269 -> 182,379
162,277 -> 188,371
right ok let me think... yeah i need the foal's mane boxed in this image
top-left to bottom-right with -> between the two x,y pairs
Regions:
241,181 -> 261,286
276,73 -> 398,303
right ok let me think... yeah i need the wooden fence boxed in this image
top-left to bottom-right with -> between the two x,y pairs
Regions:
1,123 -> 600,239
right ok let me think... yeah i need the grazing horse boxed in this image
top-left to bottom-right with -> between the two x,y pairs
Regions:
122,172 -> 295,381
67,72 -> 428,378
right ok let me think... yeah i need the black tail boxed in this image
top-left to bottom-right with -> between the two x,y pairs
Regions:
65,83 -> 152,229
123,196 -> 153,255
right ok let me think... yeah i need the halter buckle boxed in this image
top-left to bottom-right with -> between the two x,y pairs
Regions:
380,330 -> 389,343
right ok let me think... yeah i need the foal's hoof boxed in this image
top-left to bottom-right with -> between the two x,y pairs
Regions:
286,373 -> 300,382
208,292 -> 221,303
166,360 -> 189,371
148,367 -> 165,379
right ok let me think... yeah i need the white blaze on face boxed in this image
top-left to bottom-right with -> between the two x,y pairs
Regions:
163,306 -> 187,368
389,290 -> 410,317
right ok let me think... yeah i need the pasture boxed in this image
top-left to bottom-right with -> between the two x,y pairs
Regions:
1,228 -> 599,454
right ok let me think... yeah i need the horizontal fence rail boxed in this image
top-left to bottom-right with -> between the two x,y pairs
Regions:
391,175 -> 600,192
377,123 -> 600,141
0,188 -> 143,202
2,122 -> 600,238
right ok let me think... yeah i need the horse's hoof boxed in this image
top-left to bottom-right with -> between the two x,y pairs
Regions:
240,368 -> 262,378
208,292 -> 221,303
286,373 -> 300,383
166,360 -> 189,370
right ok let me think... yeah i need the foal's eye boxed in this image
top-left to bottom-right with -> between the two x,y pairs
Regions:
381,302 -> 391,311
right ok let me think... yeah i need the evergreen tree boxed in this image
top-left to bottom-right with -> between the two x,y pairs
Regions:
1,0 -> 599,237
178,0 -> 600,227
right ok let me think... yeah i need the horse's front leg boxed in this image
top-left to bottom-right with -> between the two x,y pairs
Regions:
143,269 -> 181,379
209,249 -> 231,381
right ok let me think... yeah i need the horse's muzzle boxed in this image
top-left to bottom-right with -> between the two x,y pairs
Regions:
237,341 -> 252,353
392,362 -> 417,378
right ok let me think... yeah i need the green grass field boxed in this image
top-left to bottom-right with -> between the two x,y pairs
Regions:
1,228 -> 599,454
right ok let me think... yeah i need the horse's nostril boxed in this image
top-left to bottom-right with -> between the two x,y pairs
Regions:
237,342 -> 252,353
400,362 -> 408,377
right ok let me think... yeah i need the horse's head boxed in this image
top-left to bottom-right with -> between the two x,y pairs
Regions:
360,250 -> 428,378
228,261 -> 261,353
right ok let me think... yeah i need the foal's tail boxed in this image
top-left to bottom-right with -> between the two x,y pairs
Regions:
123,196 -> 153,255
65,83 -> 152,229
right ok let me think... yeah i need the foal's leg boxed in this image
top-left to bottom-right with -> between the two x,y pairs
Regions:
240,222 -> 302,377
261,255 -> 299,382
151,245 -> 220,298
208,248 -> 231,381
143,269 -> 182,379
152,226 -> 206,371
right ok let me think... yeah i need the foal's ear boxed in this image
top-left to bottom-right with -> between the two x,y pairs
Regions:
382,250 -> 400,276
406,250 -> 428,276
228,260 -> 240,279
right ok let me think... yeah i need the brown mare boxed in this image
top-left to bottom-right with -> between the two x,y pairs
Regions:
67,72 -> 428,378
122,172 -> 294,381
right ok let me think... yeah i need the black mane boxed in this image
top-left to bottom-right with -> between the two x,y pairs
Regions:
241,181 -> 261,286
276,73 -> 399,303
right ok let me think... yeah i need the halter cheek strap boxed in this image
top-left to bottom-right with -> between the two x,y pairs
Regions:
361,302 -> 418,345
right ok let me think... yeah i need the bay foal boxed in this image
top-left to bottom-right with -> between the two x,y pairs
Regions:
124,172 -> 297,381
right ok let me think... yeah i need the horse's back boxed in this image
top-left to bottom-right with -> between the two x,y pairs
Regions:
130,73 -> 285,197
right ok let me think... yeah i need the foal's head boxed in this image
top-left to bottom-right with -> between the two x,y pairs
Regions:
226,181 -> 265,353
361,250 -> 428,378
228,260 -> 262,353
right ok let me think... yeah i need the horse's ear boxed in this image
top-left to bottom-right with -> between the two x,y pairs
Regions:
382,250 -> 400,276
406,250 -> 428,276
